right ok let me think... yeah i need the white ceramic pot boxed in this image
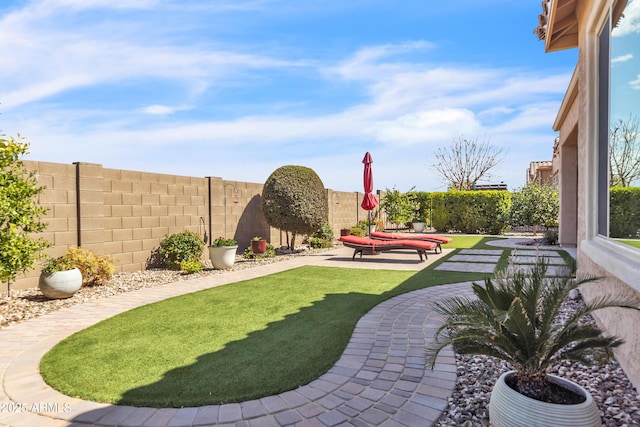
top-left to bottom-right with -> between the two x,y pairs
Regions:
208,245 -> 238,269
412,222 -> 426,233
368,224 -> 376,235
39,268 -> 83,299
489,371 -> 601,427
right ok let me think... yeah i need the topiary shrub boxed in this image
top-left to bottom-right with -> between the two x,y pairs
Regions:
65,247 -> 115,286
158,231 -> 205,269
261,165 -> 328,250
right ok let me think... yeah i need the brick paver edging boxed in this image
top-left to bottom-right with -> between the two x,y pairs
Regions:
1,275 -> 474,427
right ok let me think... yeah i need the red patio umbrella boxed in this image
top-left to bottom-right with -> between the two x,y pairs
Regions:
361,152 -> 379,235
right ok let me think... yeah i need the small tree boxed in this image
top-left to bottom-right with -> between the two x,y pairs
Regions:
610,114 -> 640,187
510,182 -> 559,235
380,187 -> 413,229
0,134 -> 50,296
432,136 -> 505,190
261,165 -> 328,250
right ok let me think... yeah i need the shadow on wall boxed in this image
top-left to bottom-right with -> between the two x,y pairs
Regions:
234,194 -> 270,251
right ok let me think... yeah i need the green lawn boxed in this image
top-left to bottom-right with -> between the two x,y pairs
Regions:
40,237 -> 503,407
617,239 -> 640,248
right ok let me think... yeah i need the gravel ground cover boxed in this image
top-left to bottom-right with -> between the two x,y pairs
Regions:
1,250 -> 638,425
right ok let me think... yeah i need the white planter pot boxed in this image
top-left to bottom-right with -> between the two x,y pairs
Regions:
368,224 -> 376,235
208,245 -> 238,269
412,222 -> 426,233
39,268 -> 83,299
489,371 -> 601,427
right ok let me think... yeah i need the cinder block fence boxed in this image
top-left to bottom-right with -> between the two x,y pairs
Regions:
15,160 -> 378,291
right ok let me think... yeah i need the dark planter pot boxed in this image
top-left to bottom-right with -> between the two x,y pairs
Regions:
340,229 -> 351,236
251,239 -> 267,254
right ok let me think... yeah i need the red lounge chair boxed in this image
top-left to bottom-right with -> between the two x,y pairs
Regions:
339,235 -> 438,262
370,231 -> 453,254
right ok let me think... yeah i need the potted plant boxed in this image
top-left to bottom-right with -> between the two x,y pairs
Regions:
39,255 -> 83,299
428,256 -> 640,427
208,237 -> 238,269
360,219 -> 377,235
251,236 -> 267,255
411,203 -> 426,233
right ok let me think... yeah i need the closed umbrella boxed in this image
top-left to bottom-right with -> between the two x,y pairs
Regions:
361,152 -> 379,236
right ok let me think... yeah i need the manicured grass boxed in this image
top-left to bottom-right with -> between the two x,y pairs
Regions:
441,234 -> 487,249
40,238 -> 496,407
617,239 -> 640,248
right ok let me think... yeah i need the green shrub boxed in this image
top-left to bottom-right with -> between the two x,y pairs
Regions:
312,223 -> 334,242
542,230 -> 559,245
610,187 -> 640,238
308,237 -> 332,249
407,191 -> 431,225
380,187 -> 413,227
179,259 -> 203,274
158,231 -> 205,268
510,183 -> 558,232
431,190 -> 511,234
243,244 -> 276,259
349,226 -> 365,237
65,247 -> 115,286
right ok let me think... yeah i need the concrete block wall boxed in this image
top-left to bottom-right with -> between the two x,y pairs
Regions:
14,161 -> 371,291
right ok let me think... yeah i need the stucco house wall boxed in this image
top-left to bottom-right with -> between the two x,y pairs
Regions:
539,0 -> 640,388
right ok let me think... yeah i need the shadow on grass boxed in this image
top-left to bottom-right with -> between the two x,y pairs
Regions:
65,240 -> 493,413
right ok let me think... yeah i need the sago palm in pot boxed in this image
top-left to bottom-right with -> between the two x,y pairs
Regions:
428,256 -> 639,426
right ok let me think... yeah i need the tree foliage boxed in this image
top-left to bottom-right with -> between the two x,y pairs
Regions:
261,165 -> 327,250
432,136 -> 505,191
509,182 -> 559,233
380,187 -> 413,228
610,114 -> 640,187
0,134 -> 50,296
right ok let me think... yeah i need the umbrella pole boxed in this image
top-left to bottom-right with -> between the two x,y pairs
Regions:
368,211 -> 371,237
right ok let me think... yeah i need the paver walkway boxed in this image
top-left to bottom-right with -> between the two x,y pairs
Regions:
0,237 -> 569,427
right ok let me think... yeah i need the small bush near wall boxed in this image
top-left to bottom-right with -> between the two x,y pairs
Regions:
65,247 -> 115,286
158,231 -> 205,270
610,187 -> 640,238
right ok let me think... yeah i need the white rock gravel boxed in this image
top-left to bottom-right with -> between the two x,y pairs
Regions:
1,251 -> 638,426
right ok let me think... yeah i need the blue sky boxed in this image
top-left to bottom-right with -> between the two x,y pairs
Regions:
1,0 -> 582,192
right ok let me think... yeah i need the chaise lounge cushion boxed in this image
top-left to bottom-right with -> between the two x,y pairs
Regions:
370,231 -> 453,244
339,235 -> 438,261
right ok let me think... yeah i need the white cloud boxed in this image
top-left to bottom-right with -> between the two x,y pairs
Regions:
140,104 -> 193,115
43,0 -> 159,10
613,0 -> 640,37
0,1 -> 306,110
631,74 -> 640,89
612,53 -> 634,63
366,109 -> 482,147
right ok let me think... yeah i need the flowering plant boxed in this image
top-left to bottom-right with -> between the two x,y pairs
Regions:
212,237 -> 237,247
41,255 -> 75,274
252,236 -> 263,241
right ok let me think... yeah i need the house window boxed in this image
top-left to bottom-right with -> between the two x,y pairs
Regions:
599,0 -> 640,249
